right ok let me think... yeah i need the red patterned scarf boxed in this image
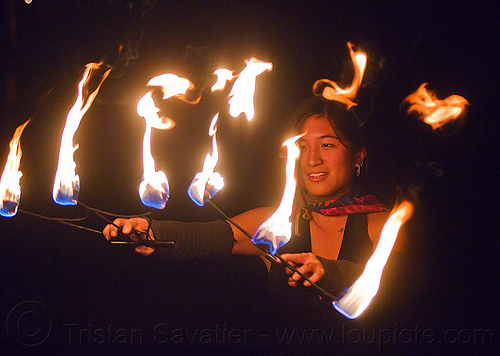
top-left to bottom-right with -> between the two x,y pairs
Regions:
309,190 -> 388,216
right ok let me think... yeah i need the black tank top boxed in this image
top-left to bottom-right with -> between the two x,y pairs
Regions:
276,212 -> 373,263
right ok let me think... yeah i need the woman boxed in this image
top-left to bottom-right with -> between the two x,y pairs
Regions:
103,97 -> 401,300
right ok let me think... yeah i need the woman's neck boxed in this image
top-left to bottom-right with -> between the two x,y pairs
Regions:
304,187 -> 353,205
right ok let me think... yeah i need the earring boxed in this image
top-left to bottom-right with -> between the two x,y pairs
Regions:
355,165 -> 361,176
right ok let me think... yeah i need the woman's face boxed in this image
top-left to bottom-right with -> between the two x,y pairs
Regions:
298,115 -> 365,201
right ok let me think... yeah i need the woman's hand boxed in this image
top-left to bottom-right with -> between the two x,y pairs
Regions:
280,252 -> 325,287
102,217 -> 156,256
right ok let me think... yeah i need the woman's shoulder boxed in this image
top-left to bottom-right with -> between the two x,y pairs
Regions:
366,210 -> 391,243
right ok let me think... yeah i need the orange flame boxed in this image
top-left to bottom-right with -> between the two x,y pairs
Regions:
403,83 -> 469,129
211,69 -> 235,92
53,62 -> 112,205
188,113 -> 224,206
147,73 -> 193,102
228,57 -> 273,121
137,73 -> 192,209
333,201 -> 414,319
0,120 -> 30,217
252,133 -> 303,254
312,42 -> 367,109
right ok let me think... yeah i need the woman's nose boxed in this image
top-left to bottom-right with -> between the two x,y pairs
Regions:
307,147 -> 322,166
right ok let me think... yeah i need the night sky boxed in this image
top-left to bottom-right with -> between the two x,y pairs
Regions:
0,1 -> 497,354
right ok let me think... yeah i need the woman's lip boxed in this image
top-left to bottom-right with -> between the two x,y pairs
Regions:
307,172 -> 328,181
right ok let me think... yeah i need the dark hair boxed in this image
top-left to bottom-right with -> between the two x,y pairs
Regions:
291,97 -> 365,153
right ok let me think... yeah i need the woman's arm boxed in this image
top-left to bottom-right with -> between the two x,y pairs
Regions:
102,207 -> 275,258
279,252 -> 364,296
227,207 -> 275,255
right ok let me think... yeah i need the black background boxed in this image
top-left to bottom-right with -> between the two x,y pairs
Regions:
0,1 -> 497,354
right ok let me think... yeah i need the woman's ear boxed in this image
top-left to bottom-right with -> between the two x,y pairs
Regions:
356,147 -> 367,166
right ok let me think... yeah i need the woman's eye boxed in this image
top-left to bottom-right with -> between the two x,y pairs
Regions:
321,143 -> 335,148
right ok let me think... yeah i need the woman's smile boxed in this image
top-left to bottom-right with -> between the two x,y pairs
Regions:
307,171 -> 328,182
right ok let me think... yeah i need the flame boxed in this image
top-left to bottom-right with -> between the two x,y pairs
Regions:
211,69 -> 235,92
0,120 -> 30,217
403,83 -> 469,129
228,57 -> 273,121
147,73 -> 193,102
188,113 -> 224,206
137,74 -> 192,209
312,42 -> 367,109
333,201 -> 414,319
252,134 -> 303,255
137,92 -> 175,130
53,62 -> 112,206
